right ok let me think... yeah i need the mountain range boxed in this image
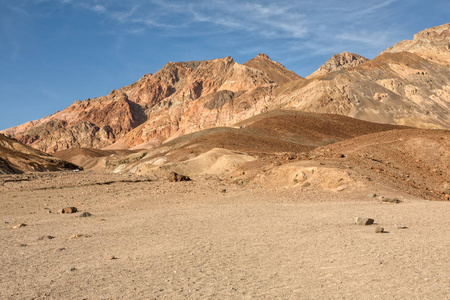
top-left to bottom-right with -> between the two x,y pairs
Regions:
2,23 -> 449,153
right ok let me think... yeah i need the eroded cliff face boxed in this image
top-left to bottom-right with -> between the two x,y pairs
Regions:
2,24 -> 450,152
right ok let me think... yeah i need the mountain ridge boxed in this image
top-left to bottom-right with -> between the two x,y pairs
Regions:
2,23 -> 450,153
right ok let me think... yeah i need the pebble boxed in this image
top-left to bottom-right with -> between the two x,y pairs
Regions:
37,235 -> 55,240
336,185 -> 348,191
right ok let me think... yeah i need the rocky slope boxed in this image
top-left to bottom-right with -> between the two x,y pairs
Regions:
0,134 -> 79,174
273,28 -> 450,128
2,24 -> 450,152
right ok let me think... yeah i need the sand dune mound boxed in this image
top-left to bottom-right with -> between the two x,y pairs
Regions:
0,134 -> 79,174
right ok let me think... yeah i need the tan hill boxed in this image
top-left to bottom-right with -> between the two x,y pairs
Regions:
0,134 -> 79,174
307,51 -> 369,78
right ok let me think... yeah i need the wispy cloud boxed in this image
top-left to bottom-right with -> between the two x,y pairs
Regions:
55,0 -> 400,53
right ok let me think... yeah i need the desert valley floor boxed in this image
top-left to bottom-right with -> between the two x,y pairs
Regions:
1,171 -> 449,299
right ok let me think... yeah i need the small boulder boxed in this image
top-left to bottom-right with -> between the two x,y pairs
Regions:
78,212 -> 93,218
168,172 -> 191,182
12,223 -> 27,229
381,198 -> 402,204
61,207 -> 77,214
375,226 -> 384,233
355,217 -> 374,225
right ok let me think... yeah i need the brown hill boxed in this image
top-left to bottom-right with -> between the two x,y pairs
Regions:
307,128 -> 450,201
0,134 -> 79,174
104,110 -> 408,175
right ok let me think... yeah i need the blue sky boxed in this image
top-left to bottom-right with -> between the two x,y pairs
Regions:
0,0 -> 449,130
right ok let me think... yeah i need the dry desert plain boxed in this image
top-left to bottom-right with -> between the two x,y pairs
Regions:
1,170 -> 449,299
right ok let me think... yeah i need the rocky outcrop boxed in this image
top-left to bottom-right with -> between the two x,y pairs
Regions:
307,51 -> 369,78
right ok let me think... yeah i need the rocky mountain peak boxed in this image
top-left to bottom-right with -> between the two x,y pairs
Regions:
244,54 -> 302,84
308,51 -> 369,78
255,53 -> 271,60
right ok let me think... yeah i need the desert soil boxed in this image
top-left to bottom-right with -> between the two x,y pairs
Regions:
1,171 -> 449,299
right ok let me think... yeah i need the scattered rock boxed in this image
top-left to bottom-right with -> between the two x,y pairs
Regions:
69,234 -> 90,239
355,217 -> 374,225
220,189 -> 227,193
38,235 -> 55,241
109,256 -> 118,260
336,185 -> 348,191
367,194 -> 377,198
78,212 -> 93,217
70,267 -> 77,271
375,226 -> 384,233
398,225 -> 408,229
381,198 -> 402,204
12,223 -> 27,229
61,207 -> 78,214
168,172 -> 191,182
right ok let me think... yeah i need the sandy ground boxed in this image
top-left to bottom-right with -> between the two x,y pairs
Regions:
1,171 -> 449,299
